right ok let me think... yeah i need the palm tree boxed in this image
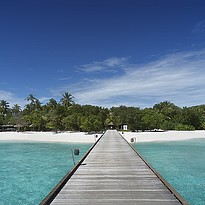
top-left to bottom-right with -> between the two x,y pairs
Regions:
47,98 -> 58,109
11,104 -> 22,129
12,104 -> 21,115
25,94 -> 41,110
25,94 -> 36,103
60,92 -> 74,107
153,101 -> 180,119
0,100 -> 10,115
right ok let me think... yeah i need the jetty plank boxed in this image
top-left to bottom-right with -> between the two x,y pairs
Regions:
50,130 -> 187,205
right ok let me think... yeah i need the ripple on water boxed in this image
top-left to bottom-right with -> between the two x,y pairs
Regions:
0,141 -> 92,205
134,139 -> 205,205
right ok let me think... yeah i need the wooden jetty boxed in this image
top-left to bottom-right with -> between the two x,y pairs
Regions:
41,130 -> 188,205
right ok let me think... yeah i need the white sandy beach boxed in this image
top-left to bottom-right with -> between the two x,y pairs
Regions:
123,130 -> 205,143
0,130 -> 205,143
0,131 -> 99,143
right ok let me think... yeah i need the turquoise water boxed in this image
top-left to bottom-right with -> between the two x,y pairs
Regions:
1,139 -> 204,205
0,141 -> 92,205
134,139 -> 205,205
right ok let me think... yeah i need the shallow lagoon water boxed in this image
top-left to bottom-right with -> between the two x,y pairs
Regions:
0,141 -> 92,205
134,139 -> 205,205
1,138 -> 205,205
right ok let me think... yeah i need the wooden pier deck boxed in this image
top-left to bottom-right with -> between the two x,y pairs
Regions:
42,130 -> 188,205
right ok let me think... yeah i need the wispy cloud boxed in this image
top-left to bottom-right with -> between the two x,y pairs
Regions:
57,77 -> 72,81
193,19 -> 205,33
38,97 -> 51,104
0,90 -> 26,108
77,57 -> 128,73
0,91 -> 52,108
67,50 -> 205,108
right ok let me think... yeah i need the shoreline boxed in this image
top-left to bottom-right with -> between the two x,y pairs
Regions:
123,130 -> 205,143
0,130 -> 205,143
0,131 -> 99,143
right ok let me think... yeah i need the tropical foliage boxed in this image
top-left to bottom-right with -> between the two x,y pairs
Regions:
1,93 -> 205,132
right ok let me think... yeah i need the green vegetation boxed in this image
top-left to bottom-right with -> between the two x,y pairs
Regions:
1,93 -> 205,132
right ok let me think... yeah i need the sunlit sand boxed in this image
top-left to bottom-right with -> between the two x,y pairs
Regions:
1,130 -> 205,143
122,130 -> 205,143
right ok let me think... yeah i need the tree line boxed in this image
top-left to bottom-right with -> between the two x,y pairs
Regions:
1,92 -> 205,132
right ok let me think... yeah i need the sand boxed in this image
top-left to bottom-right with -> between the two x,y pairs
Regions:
0,131 -> 100,143
0,130 -> 205,143
122,130 -> 205,143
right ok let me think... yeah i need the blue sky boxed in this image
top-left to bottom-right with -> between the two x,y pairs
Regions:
1,0 -> 205,108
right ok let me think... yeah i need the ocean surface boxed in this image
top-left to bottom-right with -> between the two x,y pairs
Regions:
134,139 -> 205,205
0,141 -> 92,205
1,139 -> 205,205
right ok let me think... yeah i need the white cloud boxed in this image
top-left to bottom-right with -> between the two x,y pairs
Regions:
70,50 -> 205,108
0,90 -> 26,108
77,57 -> 128,73
38,97 -> 51,104
104,57 -> 128,67
193,19 -> 205,33
0,91 -> 53,108
2,50 -> 205,109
